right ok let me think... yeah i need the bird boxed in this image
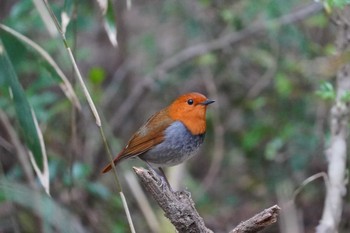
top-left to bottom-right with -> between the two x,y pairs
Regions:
102,92 -> 214,183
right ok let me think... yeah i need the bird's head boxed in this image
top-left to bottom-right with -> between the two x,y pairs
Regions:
167,92 -> 214,135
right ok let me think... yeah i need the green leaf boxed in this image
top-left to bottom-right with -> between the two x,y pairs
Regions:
197,53 -> 217,66
323,0 -> 350,12
0,39 -> 49,194
96,0 -> 117,47
265,138 -> 284,160
341,90 -> 350,103
242,125 -> 268,150
248,97 -> 267,110
305,14 -> 328,28
61,0 -> 74,34
87,182 -> 111,199
89,67 -> 106,85
72,163 -> 91,180
220,9 -> 234,23
329,0 -> 350,8
275,73 -> 292,97
0,180 -> 86,233
0,24 -> 81,110
315,81 -> 336,100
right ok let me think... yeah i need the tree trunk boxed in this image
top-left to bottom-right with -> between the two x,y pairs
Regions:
316,6 -> 350,233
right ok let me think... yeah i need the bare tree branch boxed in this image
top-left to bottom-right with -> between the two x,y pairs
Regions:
134,167 -> 280,233
134,167 -> 214,233
316,6 -> 350,233
110,2 -> 323,130
230,205 -> 280,233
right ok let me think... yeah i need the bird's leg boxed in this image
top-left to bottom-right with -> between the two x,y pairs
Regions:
158,167 -> 171,188
145,162 -> 173,192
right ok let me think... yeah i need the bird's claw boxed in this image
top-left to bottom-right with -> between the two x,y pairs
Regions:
158,174 -> 174,192
146,167 -> 171,191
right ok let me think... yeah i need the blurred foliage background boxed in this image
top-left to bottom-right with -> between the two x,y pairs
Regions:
0,0 -> 349,232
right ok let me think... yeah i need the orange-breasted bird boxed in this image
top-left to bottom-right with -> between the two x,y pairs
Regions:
102,92 -> 214,176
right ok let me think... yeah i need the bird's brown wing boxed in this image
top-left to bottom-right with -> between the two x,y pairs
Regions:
101,110 -> 173,173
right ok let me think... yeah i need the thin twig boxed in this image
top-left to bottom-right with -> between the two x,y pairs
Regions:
230,205 -> 280,233
292,172 -> 329,202
277,182 -> 303,233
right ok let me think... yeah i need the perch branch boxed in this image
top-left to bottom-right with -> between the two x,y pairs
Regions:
134,167 -> 213,233
134,167 -> 280,233
230,205 -> 280,233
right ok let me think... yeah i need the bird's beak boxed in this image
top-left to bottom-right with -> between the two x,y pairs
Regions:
200,99 -> 215,106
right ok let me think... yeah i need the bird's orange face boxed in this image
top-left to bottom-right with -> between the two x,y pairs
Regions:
168,93 -> 214,135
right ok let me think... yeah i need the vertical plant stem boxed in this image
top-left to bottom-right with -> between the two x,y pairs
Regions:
99,126 -> 121,190
316,7 -> 350,233
68,0 -> 78,195
66,47 -> 101,126
40,1 -> 135,231
120,192 -> 136,233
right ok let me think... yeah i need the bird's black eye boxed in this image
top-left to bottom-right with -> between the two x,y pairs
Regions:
187,99 -> 194,105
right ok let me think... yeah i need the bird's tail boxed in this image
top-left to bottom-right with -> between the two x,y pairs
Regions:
101,161 -> 114,173
101,151 -> 124,173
